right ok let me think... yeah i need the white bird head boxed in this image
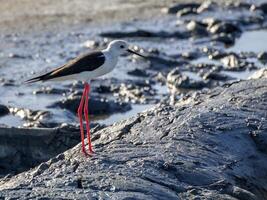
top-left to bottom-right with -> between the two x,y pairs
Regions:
106,40 -> 146,58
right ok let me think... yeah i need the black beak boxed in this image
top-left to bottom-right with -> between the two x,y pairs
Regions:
127,49 -> 146,59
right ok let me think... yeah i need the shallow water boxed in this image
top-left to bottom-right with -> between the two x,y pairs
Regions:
222,70 -> 255,80
224,30 -> 267,79
228,29 -> 267,53
191,29 -> 267,80
0,115 -> 23,127
191,57 -> 221,65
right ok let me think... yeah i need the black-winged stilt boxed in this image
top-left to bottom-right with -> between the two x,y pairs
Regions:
26,40 -> 146,155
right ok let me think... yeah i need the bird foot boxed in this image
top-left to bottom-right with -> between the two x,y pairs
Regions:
82,148 -> 92,157
89,149 -> 95,154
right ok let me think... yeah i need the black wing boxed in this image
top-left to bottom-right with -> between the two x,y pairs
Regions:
25,51 -> 105,83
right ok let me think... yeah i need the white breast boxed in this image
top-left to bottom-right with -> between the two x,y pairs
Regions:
81,50 -> 117,81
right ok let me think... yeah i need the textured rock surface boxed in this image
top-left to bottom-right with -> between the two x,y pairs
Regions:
161,3 -> 200,14
167,68 -> 208,91
0,125 -> 81,176
0,79 -> 267,199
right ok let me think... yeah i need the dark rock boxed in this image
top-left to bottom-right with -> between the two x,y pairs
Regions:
208,22 -> 241,35
181,51 -> 200,60
161,3 -> 200,14
115,81 -> 156,104
201,46 -> 219,55
193,63 -> 222,71
148,54 -> 188,70
8,53 -> 32,59
176,8 -> 197,17
186,21 -> 208,36
239,15 -> 265,26
49,94 -> 131,115
257,52 -> 267,63
1,79 -> 267,199
208,50 -> 228,60
201,70 -> 232,81
230,2 -> 252,9
0,105 -> 9,117
154,72 -> 167,84
1,79 -> 16,87
33,86 -> 69,95
22,121 -> 60,128
167,68 -> 208,92
147,48 -> 160,54
0,126 -> 81,176
197,1 -> 216,13
92,78 -> 122,94
95,85 -> 113,94
100,29 -> 189,39
211,33 -> 235,45
127,68 -> 149,77
202,17 -> 220,28
258,3 -> 267,14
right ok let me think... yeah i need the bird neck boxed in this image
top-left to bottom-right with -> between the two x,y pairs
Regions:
102,48 -> 119,57
102,49 -> 118,67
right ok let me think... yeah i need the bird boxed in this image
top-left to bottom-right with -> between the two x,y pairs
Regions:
25,40 -> 146,156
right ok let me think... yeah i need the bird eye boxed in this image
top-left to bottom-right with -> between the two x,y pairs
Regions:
120,45 -> 124,48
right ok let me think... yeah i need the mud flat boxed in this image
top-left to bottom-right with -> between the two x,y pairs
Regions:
0,78 -> 267,199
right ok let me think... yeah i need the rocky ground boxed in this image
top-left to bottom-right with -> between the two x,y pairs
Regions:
1,78 -> 267,199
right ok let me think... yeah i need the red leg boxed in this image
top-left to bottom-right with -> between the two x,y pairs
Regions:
77,85 -> 87,155
84,83 -> 94,154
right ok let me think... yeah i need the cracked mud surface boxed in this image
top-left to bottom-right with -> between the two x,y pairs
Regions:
1,78 -> 267,199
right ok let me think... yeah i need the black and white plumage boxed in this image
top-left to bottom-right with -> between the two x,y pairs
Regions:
25,40 -> 146,155
26,40 -> 145,83
26,52 -> 105,83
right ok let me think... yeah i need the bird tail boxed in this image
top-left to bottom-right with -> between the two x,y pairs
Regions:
24,72 -> 52,83
25,64 -> 67,84
25,76 -> 43,83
